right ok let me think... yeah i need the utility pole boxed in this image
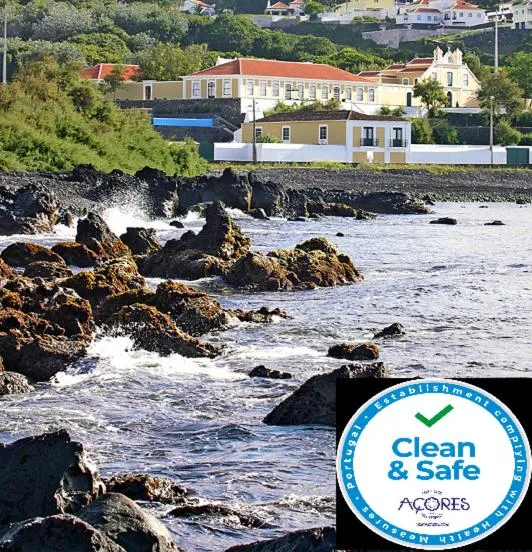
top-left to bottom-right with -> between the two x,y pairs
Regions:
489,95 -> 494,166
2,7 -> 7,85
252,97 -> 257,164
494,11 -> 499,74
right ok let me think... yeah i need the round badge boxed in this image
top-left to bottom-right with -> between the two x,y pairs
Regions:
337,379 -> 531,549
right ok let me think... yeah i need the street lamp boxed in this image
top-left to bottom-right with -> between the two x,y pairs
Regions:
489,95 -> 494,166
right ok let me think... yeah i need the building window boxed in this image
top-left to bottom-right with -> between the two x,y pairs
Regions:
402,78 -> 409,85
447,72 -> 453,86
427,15 -> 431,20
297,83 -> 304,100
321,84 -> 329,100
468,12 -> 472,17
459,11 -> 463,16
432,71 -> 437,80
247,80 -> 254,96
333,86 -> 341,101
463,73 -> 469,86
414,78 -> 419,84
282,126 -> 290,143
319,125 -> 328,143
285,83 -> 292,100
368,88 -> 375,102
356,88 -> 363,101
417,14 -> 421,20
192,81 -> 200,98
392,127 -> 404,147
255,127 -> 262,140
208,80 -> 215,99
362,126 -> 375,146
259,81 -> 267,97
273,81 -> 280,97
310,84 -> 317,100
345,87 -> 352,100
223,80 -> 231,96
144,85 -> 152,100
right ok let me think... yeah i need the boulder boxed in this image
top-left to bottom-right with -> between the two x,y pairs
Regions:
350,191 -> 428,215
76,213 -> 131,260
119,227 -> 161,256
248,208 -> 270,220
335,232 -> 345,237
327,342 -> 380,361
232,306 -> 289,323
24,261 -> 73,280
43,294 -> 94,338
225,252 -> 295,291
63,258 -> 145,308
0,430 -> 104,524
307,201 -> 360,218
0,514 -> 125,552
225,526 -> 336,552
249,366 -> 292,379
0,184 -> 59,235
0,371 -> 32,396
76,493 -> 182,552
58,210 -> 76,228
429,217 -> 457,225
169,220 -> 184,229
52,242 -> 100,268
107,304 -> 221,358
0,258 -> 13,280
1,242 -> 64,268
374,322 -> 405,339
103,474 -> 187,504
139,202 -> 250,279
485,220 -> 505,226
168,502 -> 271,529
263,363 -> 388,426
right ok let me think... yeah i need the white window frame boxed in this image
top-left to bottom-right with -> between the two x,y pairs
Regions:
223,79 -> 231,97
297,83 -> 304,100
447,72 -> 453,86
333,86 -> 341,101
273,81 -> 280,97
402,78 -> 409,85
356,88 -> 363,101
282,126 -> 291,143
192,80 -> 200,98
247,80 -> 254,97
207,80 -> 216,99
285,83 -> 292,100
368,88 -> 375,102
259,80 -> 267,97
463,73 -> 469,87
345,87 -> 352,101
255,127 -> 262,140
318,125 -> 328,144
321,84 -> 329,100
310,83 -> 317,100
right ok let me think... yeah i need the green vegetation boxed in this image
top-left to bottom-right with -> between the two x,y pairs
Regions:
494,120 -> 522,146
256,133 -> 283,143
380,106 -> 406,117
266,98 -> 341,115
413,79 -> 448,117
0,57 -> 207,175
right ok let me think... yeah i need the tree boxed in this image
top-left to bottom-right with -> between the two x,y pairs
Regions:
169,138 -> 209,177
292,35 -> 336,60
478,70 -> 524,119
413,79 -> 447,117
429,118 -> 459,144
410,118 -> 433,144
101,64 -> 125,100
380,106 -> 405,117
304,0 -> 325,19
463,52 -> 486,80
69,33 -> 130,65
494,119 -> 522,146
506,52 -> 532,99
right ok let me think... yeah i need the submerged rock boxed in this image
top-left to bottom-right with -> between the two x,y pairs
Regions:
119,227 -> 161,255
484,220 -> 505,226
374,322 -> 405,339
104,474 -> 187,504
169,220 -> 184,228
232,306 -> 289,324
107,304 -> 221,358
76,213 -> 131,261
0,184 -> 59,235
430,217 -> 457,225
1,242 -> 64,268
225,526 -> 336,552
0,430 -> 104,525
249,366 -> 292,379
226,251 -> 295,291
248,208 -> 269,220
264,363 -> 388,426
52,242 -> 100,268
77,493 -> 182,552
0,514 -> 125,552
327,342 -> 380,361
168,503 -> 272,529
0,371 -> 32,396
24,261 -> 73,280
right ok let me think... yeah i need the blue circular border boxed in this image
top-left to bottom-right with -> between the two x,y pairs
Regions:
337,379 -> 531,549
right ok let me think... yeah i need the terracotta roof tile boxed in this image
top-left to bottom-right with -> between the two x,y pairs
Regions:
269,1 -> 290,8
81,64 -> 141,81
190,58 -> 372,82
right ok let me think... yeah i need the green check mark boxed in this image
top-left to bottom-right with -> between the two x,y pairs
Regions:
415,404 -> 454,428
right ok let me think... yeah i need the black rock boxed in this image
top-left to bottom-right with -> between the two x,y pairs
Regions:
168,502 -> 272,529
119,227 -> 161,255
24,261 -> 73,279
0,371 -> 32,396
249,365 -> 292,379
374,322 -> 406,339
0,430 -> 104,525
429,217 -> 457,225
327,342 -> 380,361
335,232 -> 345,237
224,526 -> 336,552
484,220 -> 505,226
263,363 -> 388,426
169,220 -> 185,228
248,208 -> 270,220
103,474 -> 187,504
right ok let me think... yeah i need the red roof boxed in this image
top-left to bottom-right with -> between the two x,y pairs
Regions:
407,57 -> 435,65
451,0 -> 482,9
417,7 -> 442,12
189,59 -> 372,83
268,1 -> 290,7
81,64 -> 141,81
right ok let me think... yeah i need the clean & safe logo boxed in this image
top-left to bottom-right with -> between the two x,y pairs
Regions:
337,379 -> 531,549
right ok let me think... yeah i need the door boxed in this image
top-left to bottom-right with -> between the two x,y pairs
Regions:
507,147 -> 529,165
363,127 -> 374,146
406,92 -> 412,107
447,91 -> 453,107
392,127 -> 403,147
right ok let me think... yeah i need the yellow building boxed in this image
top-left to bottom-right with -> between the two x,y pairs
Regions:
240,110 -> 411,164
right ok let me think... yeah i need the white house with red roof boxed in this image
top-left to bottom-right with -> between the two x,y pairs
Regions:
80,64 -> 141,82
396,0 -> 488,26
264,0 -> 304,16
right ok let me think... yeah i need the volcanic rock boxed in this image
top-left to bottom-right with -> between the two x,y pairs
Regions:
169,220 -> 184,228
248,208 -> 270,220
0,430 -> 104,524
430,217 -> 457,225
249,366 -> 292,379
327,342 -> 380,361
103,474 -> 187,504
24,261 -> 73,280
374,322 -> 405,339
225,251 -> 295,291
1,242 -> 64,268
484,220 -> 505,226
119,227 -> 161,255
232,306 -> 289,323
264,363 -> 388,426
77,493 -> 181,552
225,526 -> 336,552
76,213 -> 131,260
52,242 -> 100,267
0,371 -> 32,396
168,503 -> 271,529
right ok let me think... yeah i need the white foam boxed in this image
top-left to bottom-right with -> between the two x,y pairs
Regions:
232,345 -> 320,360
101,207 -> 173,236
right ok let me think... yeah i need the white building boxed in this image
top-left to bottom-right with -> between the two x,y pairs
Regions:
512,0 -> 532,28
264,0 -> 304,15
397,0 -> 488,27
181,0 -> 216,15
